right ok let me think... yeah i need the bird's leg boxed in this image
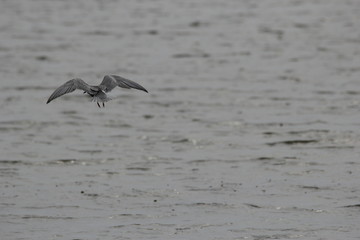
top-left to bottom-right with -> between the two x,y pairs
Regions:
103,102 -> 105,108
97,102 -> 101,108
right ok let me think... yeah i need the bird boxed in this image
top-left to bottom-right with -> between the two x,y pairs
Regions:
46,75 -> 148,108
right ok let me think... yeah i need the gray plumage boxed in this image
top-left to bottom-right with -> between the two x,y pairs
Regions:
46,75 -> 148,108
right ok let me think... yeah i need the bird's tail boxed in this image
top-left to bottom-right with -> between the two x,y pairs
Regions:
91,91 -> 111,103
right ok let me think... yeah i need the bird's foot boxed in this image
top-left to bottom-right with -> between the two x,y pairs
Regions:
97,102 -> 101,108
103,102 -> 105,108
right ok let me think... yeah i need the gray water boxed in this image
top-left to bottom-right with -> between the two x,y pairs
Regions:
1,0 -> 360,239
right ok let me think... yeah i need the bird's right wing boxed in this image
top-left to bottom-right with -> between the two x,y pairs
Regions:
100,75 -> 148,93
112,75 -> 148,93
46,78 -> 93,104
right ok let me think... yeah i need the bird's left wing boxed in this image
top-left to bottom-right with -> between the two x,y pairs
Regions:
46,78 -> 93,104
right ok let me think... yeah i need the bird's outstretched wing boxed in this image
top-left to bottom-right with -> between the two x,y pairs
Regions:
100,75 -> 148,93
46,78 -> 94,104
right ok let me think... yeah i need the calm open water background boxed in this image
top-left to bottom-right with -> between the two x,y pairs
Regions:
1,0 -> 360,239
